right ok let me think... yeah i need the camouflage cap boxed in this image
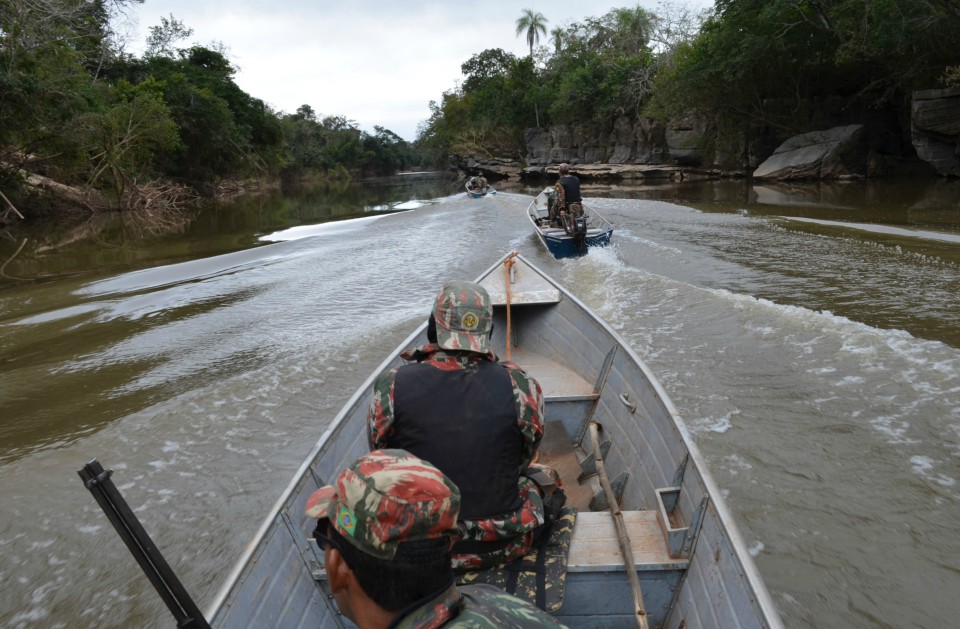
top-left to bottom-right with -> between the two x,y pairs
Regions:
305,449 -> 461,561
432,280 -> 493,354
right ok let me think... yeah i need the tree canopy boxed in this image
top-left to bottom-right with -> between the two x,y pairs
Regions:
0,2 -> 416,213
418,1 -> 960,165
5,1 -> 960,214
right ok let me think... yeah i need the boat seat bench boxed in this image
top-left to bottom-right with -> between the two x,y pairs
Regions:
541,228 -> 606,236
568,510 -> 689,572
560,510 -> 689,628
506,348 -> 598,440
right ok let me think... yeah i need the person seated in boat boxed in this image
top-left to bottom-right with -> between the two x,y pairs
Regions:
478,175 -> 488,190
468,175 -> 480,191
557,164 -> 582,218
548,181 -> 565,226
305,449 -> 566,628
367,280 -> 564,572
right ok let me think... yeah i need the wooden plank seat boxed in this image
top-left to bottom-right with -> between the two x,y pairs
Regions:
558,511 -> 690,628
568,511 -> 689,573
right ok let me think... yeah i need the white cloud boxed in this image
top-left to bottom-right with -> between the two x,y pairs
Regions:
126,1 -> 714,141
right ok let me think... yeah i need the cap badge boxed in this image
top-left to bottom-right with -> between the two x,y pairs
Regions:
460,311 -> 479,330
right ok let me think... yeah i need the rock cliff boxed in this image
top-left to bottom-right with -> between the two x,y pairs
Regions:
457,89 -> 960,181
912,86 -> 960,177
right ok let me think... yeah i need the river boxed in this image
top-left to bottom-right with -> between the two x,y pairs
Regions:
1,174 -> 958,628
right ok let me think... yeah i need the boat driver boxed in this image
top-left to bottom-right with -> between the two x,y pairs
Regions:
367,280 -> 564,572
558,164 -> 582,217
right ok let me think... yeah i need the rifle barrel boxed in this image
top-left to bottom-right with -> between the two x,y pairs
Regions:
78,459 -> 211,629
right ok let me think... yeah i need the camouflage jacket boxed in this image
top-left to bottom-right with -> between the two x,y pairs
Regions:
392,583 -> 569,628
367,344 -> 547,569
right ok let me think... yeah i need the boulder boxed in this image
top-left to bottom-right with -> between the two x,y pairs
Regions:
912,86 -> 960,177
752,125 -> 867,180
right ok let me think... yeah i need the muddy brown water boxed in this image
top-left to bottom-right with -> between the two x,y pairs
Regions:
1,174 -> 958,628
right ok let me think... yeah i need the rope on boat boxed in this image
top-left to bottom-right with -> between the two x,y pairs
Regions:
589,421 -> 649,629
503,252 -> 518,361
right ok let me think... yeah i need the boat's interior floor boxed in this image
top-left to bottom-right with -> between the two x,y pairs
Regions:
504,347 -> 597,511
538,421 -> 594,511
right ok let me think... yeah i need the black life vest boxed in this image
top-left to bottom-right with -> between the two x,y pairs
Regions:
388,358 -> 523,520
560,175 -> 581,203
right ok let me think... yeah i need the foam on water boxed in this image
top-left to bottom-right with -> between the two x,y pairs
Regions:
259,213 -> 389,242
783,216 -> 960,244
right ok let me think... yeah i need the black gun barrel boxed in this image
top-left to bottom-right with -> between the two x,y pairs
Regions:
78,459 -> 211,629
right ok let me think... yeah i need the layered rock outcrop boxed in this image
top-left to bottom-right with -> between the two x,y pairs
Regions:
458,89 -> 960,181
912,87 -> 960,177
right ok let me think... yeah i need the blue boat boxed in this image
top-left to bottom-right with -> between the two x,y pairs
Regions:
465,180 -> 495,198
528,188 -> 614,258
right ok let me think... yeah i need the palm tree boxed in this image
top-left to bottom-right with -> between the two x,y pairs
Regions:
550,26 -> 564,53
515,9 -> 548,57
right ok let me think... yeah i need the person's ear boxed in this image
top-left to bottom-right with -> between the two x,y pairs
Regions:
326,548 -> 353,594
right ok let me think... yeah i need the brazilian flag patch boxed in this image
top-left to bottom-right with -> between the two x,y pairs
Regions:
337,503 -> 357,537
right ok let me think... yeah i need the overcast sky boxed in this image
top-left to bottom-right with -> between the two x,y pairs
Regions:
124,1 -> 714,141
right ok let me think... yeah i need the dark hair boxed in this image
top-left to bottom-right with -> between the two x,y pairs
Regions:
328,525 -> 454,611
427,313 -> 437,343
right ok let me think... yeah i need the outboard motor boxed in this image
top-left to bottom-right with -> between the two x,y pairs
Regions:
573,216 -> 587,237
573,216 -> 588,255
562,213 -> 589,255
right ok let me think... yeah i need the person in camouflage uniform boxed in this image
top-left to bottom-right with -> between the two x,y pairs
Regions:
367,280 -> 561,571
305,449 -> 567,628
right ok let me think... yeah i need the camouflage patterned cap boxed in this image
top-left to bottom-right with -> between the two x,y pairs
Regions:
305,449 -> 461,561
432,280 -> 493,354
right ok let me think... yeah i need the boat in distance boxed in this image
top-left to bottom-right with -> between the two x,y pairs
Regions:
205,251 -> 783,629
465,180 -> 495,198
528,188 -> 613,258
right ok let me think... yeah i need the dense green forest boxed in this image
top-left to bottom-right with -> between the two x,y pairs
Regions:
0,1 -> 417,216
420,1 -> 960,165
2,1 -> 959,217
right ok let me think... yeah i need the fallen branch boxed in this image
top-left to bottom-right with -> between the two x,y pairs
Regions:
0,237 -> 28,280
0,189 -> 25,220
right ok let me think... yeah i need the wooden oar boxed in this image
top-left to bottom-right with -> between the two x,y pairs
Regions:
503,252 -> 519,361
589,421 -> 649,629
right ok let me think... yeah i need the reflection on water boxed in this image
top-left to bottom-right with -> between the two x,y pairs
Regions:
0,172 -> 466,287
583,176 -> 960,230
3,175 -> 959,289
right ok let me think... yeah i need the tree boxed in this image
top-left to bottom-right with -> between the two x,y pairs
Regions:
515,9 -> 548,57
145,14 -> 193,59
461,48 -> 518,94
76,92 -> 179,201
550,27 -> 564,53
